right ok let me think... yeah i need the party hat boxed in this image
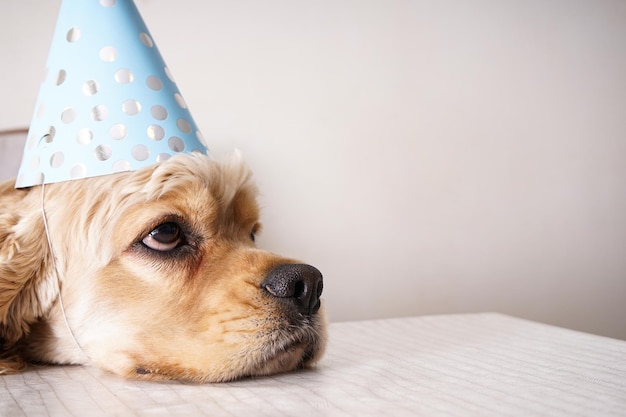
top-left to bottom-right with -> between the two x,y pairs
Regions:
15,0 -> 208,188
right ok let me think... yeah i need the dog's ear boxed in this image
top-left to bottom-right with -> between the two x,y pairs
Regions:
0,180 -> 55,351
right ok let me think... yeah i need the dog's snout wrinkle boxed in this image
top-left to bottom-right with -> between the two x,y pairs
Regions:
262,264 -> 323,316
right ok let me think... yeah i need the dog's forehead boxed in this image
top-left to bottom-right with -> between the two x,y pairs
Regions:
143,154 -> 258,203
119,156 -> 260,231
149,164 -> 258,213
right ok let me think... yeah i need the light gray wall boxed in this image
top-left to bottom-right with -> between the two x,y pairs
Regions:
1,0 -> 625,339
0,132 -> 25,181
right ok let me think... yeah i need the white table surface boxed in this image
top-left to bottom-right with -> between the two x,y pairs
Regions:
1,313 -> 625,416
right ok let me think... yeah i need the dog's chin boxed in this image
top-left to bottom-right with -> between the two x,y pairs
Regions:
247,330 -> 325,380
131,342 -> 323,384
130,315 -> 327,383
252,342 -> 311,377
242,312 -> 328,382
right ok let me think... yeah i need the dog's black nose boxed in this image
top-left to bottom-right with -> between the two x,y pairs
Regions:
262,264 -> 323,316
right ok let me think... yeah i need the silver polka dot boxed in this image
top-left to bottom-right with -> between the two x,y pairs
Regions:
56,69 -> 67,86
115,69 -> 134,84
131,144 -> 150,161
122,100 -> 141,115
146,75 -> 162,91
27,135 -> 37,150
112,160 -> 131,173
91,105 -> 109,121
71,163 -> 87,179
168,136 -> 185,152
99,0 -> 116,6
109,124 -> 127,140
95,144 -> 112,161
82,80 -> 99,95
40,126 -> 56,145
30,155 -> 40,171
174,93 -> 187,109
156,153 -> 171,162
147,124 -> 164,141
139,32 -> 154,48
164,67 -> 175,83
50,152 -> 65,168
99,46 -> 118,62
76,128 -> 93,145
150,105 -> 168,120
37,103 -> 46,118
66,27 -> 81,42
177,118 -> 192,134
33,172 -> 44,185
61,107 -> 76,124
196,130 -> 206,145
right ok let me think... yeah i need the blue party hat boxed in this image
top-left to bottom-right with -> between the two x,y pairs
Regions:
15,0 -> 208,188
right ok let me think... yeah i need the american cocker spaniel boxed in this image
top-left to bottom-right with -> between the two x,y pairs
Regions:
0,153 -> 326,382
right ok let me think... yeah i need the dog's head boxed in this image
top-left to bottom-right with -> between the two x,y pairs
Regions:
0,153 -> 326,382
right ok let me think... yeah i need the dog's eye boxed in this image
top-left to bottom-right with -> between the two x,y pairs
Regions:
250,223 -> 261,243
142,222 -> 184,252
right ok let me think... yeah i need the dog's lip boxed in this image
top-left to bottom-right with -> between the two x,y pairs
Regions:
131,341 -> 313,383
253,340 -> 310,376
250,324 -> 323,374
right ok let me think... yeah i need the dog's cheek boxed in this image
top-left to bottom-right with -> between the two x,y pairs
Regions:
82,249 -> 328,381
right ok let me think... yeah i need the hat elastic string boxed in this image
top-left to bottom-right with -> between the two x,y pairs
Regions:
40,183 -> 89,361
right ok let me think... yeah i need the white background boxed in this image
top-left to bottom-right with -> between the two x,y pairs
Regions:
1,0 -> 625,339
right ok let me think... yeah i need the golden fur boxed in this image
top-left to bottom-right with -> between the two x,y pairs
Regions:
0,153 -> 326,382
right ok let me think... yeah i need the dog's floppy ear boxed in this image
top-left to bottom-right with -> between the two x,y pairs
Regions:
0,180 -> 55,356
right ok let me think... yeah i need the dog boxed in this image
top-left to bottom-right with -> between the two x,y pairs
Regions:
0,152 -> 326,382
